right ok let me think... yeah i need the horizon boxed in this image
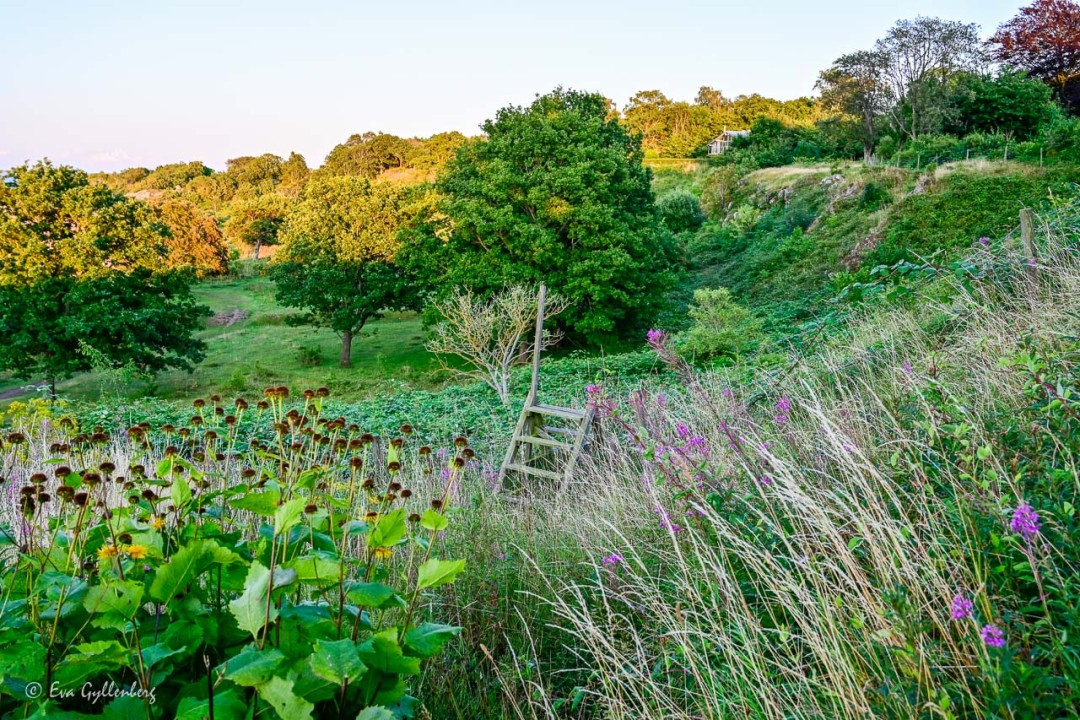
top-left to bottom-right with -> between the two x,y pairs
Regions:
2,0 -> 1022,173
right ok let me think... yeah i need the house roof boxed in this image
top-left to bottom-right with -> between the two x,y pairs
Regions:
710,130 -> 751,143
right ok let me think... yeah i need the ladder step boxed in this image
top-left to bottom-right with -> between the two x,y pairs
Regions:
542,426 -> 577,437
503,463 -> 563,481
513,434 -> 573,451
528,404 -> 586,420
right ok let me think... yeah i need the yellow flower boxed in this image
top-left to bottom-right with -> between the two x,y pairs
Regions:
125,544 -> 149,560
97,545 -> 119,560
363,511 -> 380,524
151,516 -> 166,531
373,546 -> 393,560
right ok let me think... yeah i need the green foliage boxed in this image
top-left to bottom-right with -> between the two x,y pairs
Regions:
0,162 -> 209,390
869,167 -> 1078,266
947,70 -> 1056,140
322,132 -> 412,178
406,88 -> 678,344
135,161 -> 213,191
271,177 -> 415,366
656,189 -> 705,234
676,287 -> 762,359
0,393 -> 469,718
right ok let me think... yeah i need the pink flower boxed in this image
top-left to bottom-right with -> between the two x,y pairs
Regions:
981,624 -> 1005,648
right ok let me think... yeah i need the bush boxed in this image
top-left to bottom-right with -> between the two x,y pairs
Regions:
677,287 -> 762,359
657,190 -> 706,234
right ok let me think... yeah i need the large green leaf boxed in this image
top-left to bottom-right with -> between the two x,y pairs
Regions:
287,554 -> 342,586
175,689 -> 248,720
416,558 -> 466,590
148,539 -> 238,604
230,490 -> 281,517
419,509 -> 447,532
346,582 -> 406,610
229,561 -> 275,640
274,497 -> 307,536
357,630 -> 421,676
257,675 -> 314,720
220,646 -> 286,687
356,709 -> 396,720
403,623 -> 461,659
367,508 -> 406,549
308,639 -> 367,685
83,580 -> 143,622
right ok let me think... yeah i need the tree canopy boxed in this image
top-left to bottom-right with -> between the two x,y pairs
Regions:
990,0 -> 1080,108
406,88 -> 678,343
271,176 -> 415,366
0,161 -> 208,390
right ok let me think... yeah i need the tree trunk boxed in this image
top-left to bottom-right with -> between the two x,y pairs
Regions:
253,239 -> 261,261
339,330 -> 353,368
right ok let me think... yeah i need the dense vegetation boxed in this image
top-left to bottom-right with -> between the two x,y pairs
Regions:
2,1 -> 1080,718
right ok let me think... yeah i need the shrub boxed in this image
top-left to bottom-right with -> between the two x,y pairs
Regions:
677,287 -> 763,359
657,190 -> 706,234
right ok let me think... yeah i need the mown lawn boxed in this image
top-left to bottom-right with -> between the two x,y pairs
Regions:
0,276 -> 455,404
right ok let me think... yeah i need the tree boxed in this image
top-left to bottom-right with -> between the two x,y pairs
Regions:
0,161 -> 208,393
271,177 -> 414,367
153,198 -> 230,276
321,132 -> 412,178
873,17 -> 985,140
223,195 -> 289,259
135,161 -> 213,191
989,0 -> 1080,108
426,285 -> 569,403
817,50 -> 889,160
948,69 -> 1056,139
280,152 -> 310,195
406,88 -> 677,344
0,272 -> 209,394
226,153 -> 284,189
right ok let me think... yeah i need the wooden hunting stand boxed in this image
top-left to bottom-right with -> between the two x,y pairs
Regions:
498,284 -> 594,490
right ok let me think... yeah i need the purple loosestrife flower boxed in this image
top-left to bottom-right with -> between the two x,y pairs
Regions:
773,396 -> 791,425
951,594 -> 974,620
1010,503 -> 1041,540
978,236 -> 990,247
981,624 -> 1006,648
601,553 -> 623,567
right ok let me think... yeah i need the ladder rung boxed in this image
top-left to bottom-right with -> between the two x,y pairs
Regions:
542,426 -> 577,436
529,404 -> 586,420
503,463 -> 563,481
513,434 -> 573,451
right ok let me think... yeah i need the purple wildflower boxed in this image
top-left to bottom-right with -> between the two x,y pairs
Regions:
602,553 -> 623,567
757,475 -> 773,485
978,236 -> 990,247
774,396 -> 791,425
656,393 -> 667,407
655,508 -> 682,532
902,362 -> 914,373
981,624 -> 1005,648
951,594 -> 974,620
676,423 -> 690,438
1010,503 -> 1041,540
646,328 -> 668,352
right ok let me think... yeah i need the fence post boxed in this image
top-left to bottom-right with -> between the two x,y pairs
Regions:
1020,208 -> 1039,280
1004,144 -> 1009,162
1040,147 -> 1044,167
966,148 -> 970,161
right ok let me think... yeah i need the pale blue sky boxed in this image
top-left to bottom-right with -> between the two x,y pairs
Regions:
1,0 -> 1022,172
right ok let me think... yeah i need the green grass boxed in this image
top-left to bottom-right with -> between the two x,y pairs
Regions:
0,276 -> 456,404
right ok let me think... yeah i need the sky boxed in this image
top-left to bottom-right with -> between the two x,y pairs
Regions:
0,0 -> 1024,172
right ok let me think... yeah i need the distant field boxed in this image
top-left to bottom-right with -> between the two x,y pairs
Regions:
0,275 -> 455,404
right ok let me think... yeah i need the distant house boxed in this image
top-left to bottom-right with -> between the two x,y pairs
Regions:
707,129 -> 751,155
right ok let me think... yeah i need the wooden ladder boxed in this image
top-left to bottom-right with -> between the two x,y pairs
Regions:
498,284 -> 594,490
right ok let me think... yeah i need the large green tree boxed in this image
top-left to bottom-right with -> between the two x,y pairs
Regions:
406,88 -> 677,343
271,176 -> 415,367
0,161 -> 208,393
